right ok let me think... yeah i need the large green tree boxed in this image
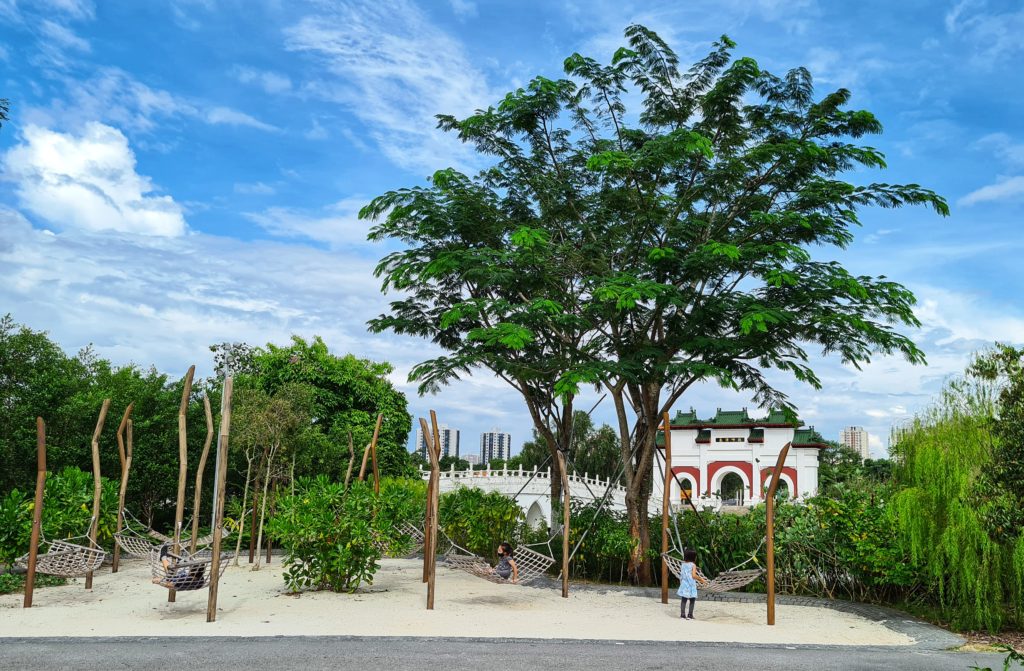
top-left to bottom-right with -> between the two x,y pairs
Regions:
244,335 -> 415,479
363,26 -> 947,583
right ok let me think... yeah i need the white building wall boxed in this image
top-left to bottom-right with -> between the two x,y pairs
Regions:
653,422 -> 821,509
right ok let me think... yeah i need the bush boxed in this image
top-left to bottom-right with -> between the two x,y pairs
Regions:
373,477 -> 427,556
267,477 -> 382,592
438,487 -> 532,561
0,467 -> 118,566
563,502 -> 636,583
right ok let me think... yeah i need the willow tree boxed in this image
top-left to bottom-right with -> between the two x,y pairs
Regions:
892,362 -> 1024,631
363,26 -> 947,583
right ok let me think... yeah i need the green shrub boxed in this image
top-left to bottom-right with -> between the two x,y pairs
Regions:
0,467 -> 118,566
563,502 -> 636,583
373,477 -> 427,556
267,477 -> 382,592
438,487 -> 530,561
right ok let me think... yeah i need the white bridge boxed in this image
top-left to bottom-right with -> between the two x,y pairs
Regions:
420,465 -> 660,527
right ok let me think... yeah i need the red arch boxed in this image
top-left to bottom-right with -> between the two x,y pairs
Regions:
670,466 -> 700,498
760,466 -> 798,495
707,461 -> 753,496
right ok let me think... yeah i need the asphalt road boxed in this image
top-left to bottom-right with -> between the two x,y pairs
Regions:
0,637 -> 1008,671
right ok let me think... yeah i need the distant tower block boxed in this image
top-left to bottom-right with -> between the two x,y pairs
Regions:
480,428 -> 511,464
840,426 -> 870,460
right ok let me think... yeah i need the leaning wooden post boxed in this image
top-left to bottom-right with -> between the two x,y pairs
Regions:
24,418 -> 47,608
207,376 -> 233,623
170,365 -> 195,603
190,395 -> 215,553
357,440 -> 373,481
765,441 -> 791,626
343,432 -> 356,489
369,413 -> 383,495
660,411 -> 672,604
85,399 -> 110,590
420,418 -> 434,584
555,450 -> 570,598
112,402 -> 134,573
426,411 -> 443,609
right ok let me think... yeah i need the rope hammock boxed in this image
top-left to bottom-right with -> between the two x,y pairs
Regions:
439,528 -> 555,586
149,544 -> 234,592
115,508 -> 233,559
660,552 -> 764,593
16,520 -> 107,578
374,521 -> 426,557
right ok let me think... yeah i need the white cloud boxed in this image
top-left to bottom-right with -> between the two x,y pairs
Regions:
38,19 -> 90,52
205,106 -> 277,131
304,118 -> 328,140
37,0 -> 94,20
975,132 -> 1024,166
26,67 -> 277,135
448,0 -> 476,18
233,181 -> 276,195
245,197 -> 371,248
284,0 -> 492,174
958,175 -> 1024,206
232,66 -> 293,94
944,0 -> 1024,67
1,123 -> 187,236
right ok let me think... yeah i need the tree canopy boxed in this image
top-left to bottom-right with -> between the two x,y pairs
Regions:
363,26 -> 947,582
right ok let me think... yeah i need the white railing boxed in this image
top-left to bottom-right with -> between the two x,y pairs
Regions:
420,465 -> 628,499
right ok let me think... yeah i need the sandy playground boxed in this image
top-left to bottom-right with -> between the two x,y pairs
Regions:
0,558 -> 912,645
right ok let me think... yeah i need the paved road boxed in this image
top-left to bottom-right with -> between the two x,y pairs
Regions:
0,637 -> 1007,671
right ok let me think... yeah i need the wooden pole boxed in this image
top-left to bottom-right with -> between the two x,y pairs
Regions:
112,403 -> 134,573
170,365 -> 195,603
555,450 -> 570,598
190,395 -> 215,553
24,418 -> 46,608
207,376 -> 233,623
85,399 -> 110,590
420,418 -> 434,584
248,495 -> 259,563
357,442 -> 372,481
660,411 -> 672,604
369,413 -> 383,495
343,432 -> 355,489
426,411 -> 442,609
765,441 -> 792,626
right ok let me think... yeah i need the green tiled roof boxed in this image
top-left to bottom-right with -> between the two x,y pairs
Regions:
793,427 -> 827,445
711,408 -> 751,425
671,409 -> 700,425
762,409 -> 791,424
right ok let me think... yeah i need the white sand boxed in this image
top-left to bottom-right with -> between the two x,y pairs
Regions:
0,558 -> 911,645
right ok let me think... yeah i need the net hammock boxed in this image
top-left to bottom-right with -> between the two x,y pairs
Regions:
149,543 -> 234,592
16,519 -> 107,578
115,508 -> 233,559
661,552 -> 764,593
439,528 -> 555,586
375,522 -> 426,557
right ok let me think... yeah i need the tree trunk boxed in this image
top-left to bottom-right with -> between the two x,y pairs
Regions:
625,486 -> 653,585
232,456 -> 253,566
253,444 -> 277,570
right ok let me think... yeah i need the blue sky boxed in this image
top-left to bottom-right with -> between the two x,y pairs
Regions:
1,0 -> 1022,457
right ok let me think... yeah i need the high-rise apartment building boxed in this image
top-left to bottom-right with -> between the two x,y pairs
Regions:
415,424 -> 461,459
480,428 -> 512,464
839,426 -> 870,460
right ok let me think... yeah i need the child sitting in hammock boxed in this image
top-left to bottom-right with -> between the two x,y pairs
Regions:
152,545 -> 206,589
493,542 -> 518,583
